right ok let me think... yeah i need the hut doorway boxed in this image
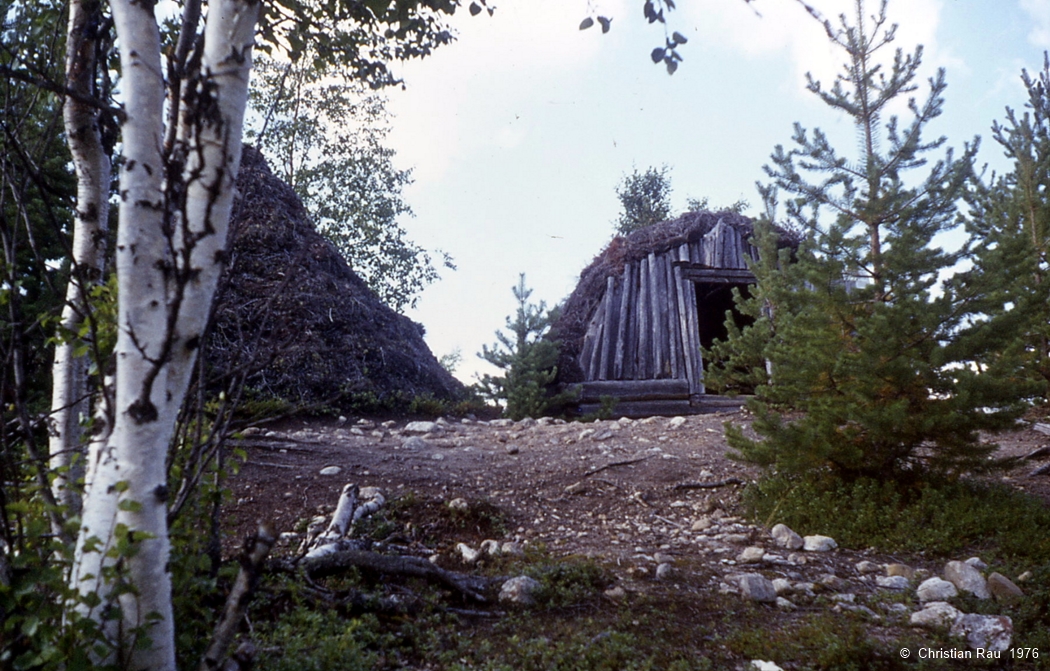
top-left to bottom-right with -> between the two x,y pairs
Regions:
694,282 -> 754,359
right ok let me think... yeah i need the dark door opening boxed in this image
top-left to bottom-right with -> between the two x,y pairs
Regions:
694,282 -> 754,385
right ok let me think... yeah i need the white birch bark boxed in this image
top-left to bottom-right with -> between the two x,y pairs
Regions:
51,0 -> 111,523
69,0 -> 260,666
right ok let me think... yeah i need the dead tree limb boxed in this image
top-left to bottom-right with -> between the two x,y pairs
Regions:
1023,445 -> 1050,460
671,477 -> 745,491
301,549 -> 493,602
584,455 -> 650,477
199,522 -> 276,671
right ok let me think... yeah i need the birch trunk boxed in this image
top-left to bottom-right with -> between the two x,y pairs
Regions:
51,0 -> 111,523
69,0 -> 260,666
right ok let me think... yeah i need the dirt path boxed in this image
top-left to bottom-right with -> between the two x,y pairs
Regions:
224,411 -> 1050,565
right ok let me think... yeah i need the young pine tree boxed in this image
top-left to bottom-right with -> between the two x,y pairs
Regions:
478,274 -> 576,420
955,54 -> 1050,401
710,0 -> 1027,483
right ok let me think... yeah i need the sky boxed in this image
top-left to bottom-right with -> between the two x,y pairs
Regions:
377,0 -> 1050,384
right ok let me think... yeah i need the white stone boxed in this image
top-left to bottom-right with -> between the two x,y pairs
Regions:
480,539 -> 501,556
750,661 -> 784,671
456,542 -> 480,564
855,560 -> 881,574
737,546 -> 766,564
319,466 -> 342,476
448,498 -> 469,512
404,421 -> 441,434
771,524 -> 804,550
876,576 -> 911,591
772,578 -> 793,595
775,597 -> 796,611
655,563 -> 674,580
965,556 -> 988,571
950,614 -> 1013,651
917,577 -> 958,602
668,416 -> 687,428
803,535 -> 837,552
910,602 -> 961,630
500,541 -> 524,556
944,560 -> 991,599
691,517 -> 713,531
499,576 -> 541,605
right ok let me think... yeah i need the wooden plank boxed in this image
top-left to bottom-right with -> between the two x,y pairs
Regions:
665,252 -> 684,380
598,275 -> 617,380
648,251 -> 667,378
651,252 -> 667,378
580,290 -> 607,372
678,244 -> 705,395
692,394 -> 749,412
678,268 -> 756,283
578,399 -> 695,419
579,378 -> 690,402
627,262 -> 641,379
673,248 -> 696,392
637,255 -> 651,379
612,265 -> 630,378
583,294 -> 606,380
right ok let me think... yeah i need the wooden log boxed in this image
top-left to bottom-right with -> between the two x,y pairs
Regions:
648,251 -> 667,378
613,264 -> 631,378
677,244 -> 704,395
673,252 -> 696,392
651,252 -> 667,378
637,255 -> 651,379
578,378 -> 690,402
679,268 -> 756,283
584,298 -> 605,380
577,399 -> 695,418
625,262 -> 639,379
598,275 -> 617,380
665,253 -> 685,380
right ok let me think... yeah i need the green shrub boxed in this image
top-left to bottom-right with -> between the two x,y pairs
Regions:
744,474 -> 1050,562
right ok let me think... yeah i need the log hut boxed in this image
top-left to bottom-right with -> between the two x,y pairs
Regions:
553,211 -> 797,417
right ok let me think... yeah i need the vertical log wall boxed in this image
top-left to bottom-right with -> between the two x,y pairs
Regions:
579,221 -> 756,396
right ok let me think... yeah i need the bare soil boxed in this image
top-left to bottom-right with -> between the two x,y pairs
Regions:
224,411 -> 1050,564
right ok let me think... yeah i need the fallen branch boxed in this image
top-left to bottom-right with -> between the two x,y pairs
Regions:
584,455 -> 650,477
200,522 -> 276,671
1023,445 -> 1050,460
671,477 -> 745,491
1032,463 -> 1050,477
301,549 -> 493,602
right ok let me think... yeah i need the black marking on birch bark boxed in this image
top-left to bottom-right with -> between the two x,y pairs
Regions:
154,484 -> 169,502
126,159 -> 136,172
185,335 -> 200,351
127,397 -> 158,423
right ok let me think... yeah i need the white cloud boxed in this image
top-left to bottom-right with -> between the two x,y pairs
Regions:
1021,0 -> 1050,47
386,0 -> 628,182
682,0 -> 957,95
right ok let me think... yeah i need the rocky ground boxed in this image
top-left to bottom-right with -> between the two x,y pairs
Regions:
223,410 -> 1050,665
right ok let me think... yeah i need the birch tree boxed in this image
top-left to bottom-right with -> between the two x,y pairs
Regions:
56,0 -> 475,665
45,0 -> 693,665
50,0 -> 114,526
